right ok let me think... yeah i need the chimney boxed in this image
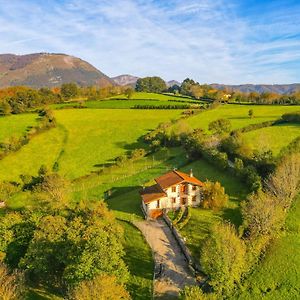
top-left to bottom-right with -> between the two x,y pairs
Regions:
190,169 -> 193,177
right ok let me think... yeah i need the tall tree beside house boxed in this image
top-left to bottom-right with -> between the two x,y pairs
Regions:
200,222 -> 246,296
202,181 -> 228,211
135,76 -> 167,93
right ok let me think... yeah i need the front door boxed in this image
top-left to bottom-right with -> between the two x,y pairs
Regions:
181,197 -> 186,205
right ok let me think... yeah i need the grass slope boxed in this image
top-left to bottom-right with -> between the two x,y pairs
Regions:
0,127 -> 64,182
121,221 -> 154,300
242,123 -> 300,156
54,109 -> 181,179
0,113 -> 38,143
236,196 -> 300,299
185,105 -> 299,132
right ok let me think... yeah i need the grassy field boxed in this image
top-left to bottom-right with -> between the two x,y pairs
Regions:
110,92 -> 194,101
52,99 -> 201,110
0,109 -> 182,181
185,104 -> 299,132
242,123 -> 300,156
0,127 -> 64,182
54,109 -> 182,179
178,160 -> 249,261
121,221 -> 154,300
235,196 -> 300,300
0,113 -> 38,143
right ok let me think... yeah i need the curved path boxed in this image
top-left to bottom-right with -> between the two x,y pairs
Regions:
135,218 -> 197,299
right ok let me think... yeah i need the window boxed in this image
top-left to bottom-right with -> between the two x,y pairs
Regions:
156,200 -> 160,208
172,186 -> 176,193
192,186 -> 197,191
172,197 -> 176,204
192,196 -> 197,202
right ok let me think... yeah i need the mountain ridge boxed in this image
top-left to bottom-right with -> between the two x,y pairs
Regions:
0,53 -> 114,88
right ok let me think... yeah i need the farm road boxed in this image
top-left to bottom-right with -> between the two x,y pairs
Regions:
135,218 -> 196,299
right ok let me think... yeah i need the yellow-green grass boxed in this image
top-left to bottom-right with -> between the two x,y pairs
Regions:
0,127 -> 64,182
242,123 -> 300,156
235,195 -> 300,299
110,92 -> 194,101
54,109 -> 182,179
121,221 -> 153,300
179,159 -> 249,261
52,99 -> 199,110
185,104 -> 299,132
0,113 -> 38,143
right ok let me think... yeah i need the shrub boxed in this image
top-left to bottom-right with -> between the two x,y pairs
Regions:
200,222 -> 246,295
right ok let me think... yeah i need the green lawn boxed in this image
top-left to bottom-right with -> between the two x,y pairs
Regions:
120,221 -> 154,300
52,99 -> 200,110
178,159 -> 249,262
235,195 -> 300,300
0,113 -> 38,143
54,109 -> 182,179
185,104 -> 299,132
242,123 -> 300,156
0,127 -> 65,182
110,92 -> 194,101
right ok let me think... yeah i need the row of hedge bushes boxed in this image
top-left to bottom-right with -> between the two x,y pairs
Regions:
132,104 -> 196,109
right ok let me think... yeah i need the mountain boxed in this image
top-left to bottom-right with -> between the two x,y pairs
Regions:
0,53 -> 115,88
167,80 -> 181,87
211,83 -> 300,94
111,74 -> 139,87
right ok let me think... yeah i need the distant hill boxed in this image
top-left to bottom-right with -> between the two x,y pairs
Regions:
211,83 -> 300,94
0,53 -> 115,88
167,80 -> 181,87
111,74 -> 139,87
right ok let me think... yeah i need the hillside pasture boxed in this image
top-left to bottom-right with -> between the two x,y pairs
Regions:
185,104 -> 299,132
0,113 -> 38,143
0,127 -> 64,182
52,99 -> 202,110
110,92 -> 195,101
242,123 -> 300,156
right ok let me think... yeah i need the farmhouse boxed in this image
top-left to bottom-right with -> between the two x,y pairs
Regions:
140,170 -> 204,218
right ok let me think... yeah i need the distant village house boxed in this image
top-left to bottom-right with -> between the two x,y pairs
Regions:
140,170 -> 204,218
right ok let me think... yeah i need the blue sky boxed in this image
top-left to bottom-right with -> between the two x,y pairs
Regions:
0,0 -> 300,84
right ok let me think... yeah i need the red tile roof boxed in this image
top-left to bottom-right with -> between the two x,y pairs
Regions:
140,184 -> 167,204
174,170 -> 204,186
155,171 -> 183,189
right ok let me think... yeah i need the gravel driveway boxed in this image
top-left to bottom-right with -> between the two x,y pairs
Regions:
135,218 -> 197,299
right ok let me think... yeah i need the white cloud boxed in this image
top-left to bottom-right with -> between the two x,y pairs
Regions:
0,0 -> 299,84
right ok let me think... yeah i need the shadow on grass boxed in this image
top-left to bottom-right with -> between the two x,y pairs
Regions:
105,186 -> 143,216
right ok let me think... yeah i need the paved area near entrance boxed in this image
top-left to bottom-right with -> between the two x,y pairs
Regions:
135,218 -> 197,299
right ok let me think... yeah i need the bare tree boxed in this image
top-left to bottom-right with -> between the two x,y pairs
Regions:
265,153 -> 300,209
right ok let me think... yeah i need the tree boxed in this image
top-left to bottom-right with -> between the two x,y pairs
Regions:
20,203 -> 129,288
61,83 -> 78,99
202,181 -> 228,211
179,286 -> 216,300
70,274 -> 130,300
0,101 -> 12,115
241,191 -> 285,239
0,263 -> 24,300
265,153 -> 300,209
200,222 -> 246,295
135,77 -> 167,93
208,119 -> 231,135
248,109 -> 254,118
124,88 -> 134,99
